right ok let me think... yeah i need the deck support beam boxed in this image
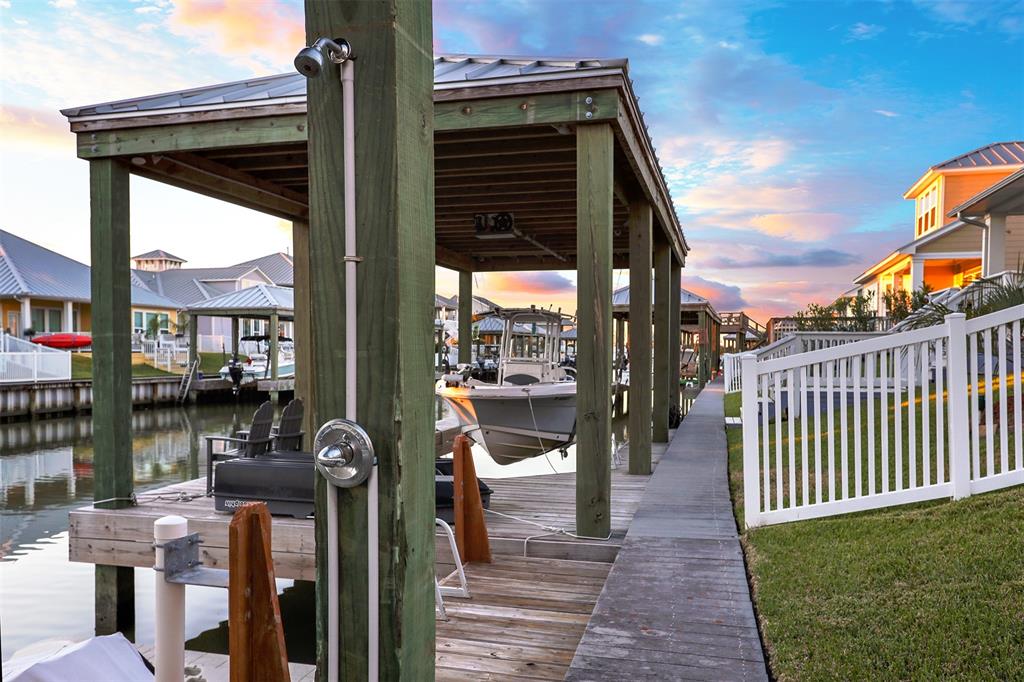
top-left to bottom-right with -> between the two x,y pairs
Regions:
188,315 -> 198,368
669,255 -> 681,424
652,242 -> 671,443
459,271 -> 472,364
231,317 -> 240,359
627,199 -> 652,475
306,1 -> 436,678
575,122 -> 614,537
89,157 -> 135,636
269,311 -> 279,381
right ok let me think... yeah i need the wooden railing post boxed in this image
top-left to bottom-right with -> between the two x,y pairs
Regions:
946,313 -> 972,499
741,354 -> 762,527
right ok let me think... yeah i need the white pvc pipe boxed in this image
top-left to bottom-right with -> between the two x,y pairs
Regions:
325,55 -> 379,681
154,515 -> 187,682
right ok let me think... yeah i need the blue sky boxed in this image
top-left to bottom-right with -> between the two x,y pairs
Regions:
0,0 -> 1021,318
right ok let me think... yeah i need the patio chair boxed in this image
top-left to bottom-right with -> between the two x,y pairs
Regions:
205,401 -> 275,495
271,398 -> 305,452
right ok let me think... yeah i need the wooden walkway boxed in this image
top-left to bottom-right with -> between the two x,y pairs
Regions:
70,446 -> 665,680
567,382 -> 769,680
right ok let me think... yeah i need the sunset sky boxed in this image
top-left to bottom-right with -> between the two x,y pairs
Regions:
1,0 -> 1022,320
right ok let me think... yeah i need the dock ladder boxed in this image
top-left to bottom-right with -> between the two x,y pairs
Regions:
177,359 -> 199,403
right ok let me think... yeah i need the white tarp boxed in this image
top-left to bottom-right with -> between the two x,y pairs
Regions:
4,633 -> 151,681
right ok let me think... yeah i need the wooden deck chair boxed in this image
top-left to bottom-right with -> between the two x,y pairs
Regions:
206,401 -> 275,495
272,398 -> 305,452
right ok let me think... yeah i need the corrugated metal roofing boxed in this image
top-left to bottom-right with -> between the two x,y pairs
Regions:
132,249 -> 186,262
133,264 -> 274,305
0,229 -> 179,308
230,253 -> 293,286
933,142 -> 1024,170
611,283 -> 710,307
61,56 -> 628,119
186,284 -> 294,313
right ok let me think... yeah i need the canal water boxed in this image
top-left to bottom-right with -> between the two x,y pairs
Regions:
1,389 -> 693,664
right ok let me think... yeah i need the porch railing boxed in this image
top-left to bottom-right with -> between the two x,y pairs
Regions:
740,305 -> 1024,527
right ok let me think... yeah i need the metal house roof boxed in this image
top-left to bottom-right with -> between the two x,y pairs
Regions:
185,284 -> 294,317
0,229 -> 179,309
132,249 -> 186,262
933,142 -> 1024,171
61,56 -> 629,120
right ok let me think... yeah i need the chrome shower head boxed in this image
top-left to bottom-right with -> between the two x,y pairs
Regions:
294,37 -> 351,78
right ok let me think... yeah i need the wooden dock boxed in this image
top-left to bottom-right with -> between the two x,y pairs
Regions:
70,446 -> 665,679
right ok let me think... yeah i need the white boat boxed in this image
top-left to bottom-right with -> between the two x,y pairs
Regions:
218,336 -> 296,384
437,308 -> 576,465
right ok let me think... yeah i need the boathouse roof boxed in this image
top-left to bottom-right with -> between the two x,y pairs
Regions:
61,53 -> 688,271
185,284 -> 294,319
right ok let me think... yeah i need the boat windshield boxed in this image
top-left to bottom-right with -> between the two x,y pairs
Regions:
507,318 -> 559,361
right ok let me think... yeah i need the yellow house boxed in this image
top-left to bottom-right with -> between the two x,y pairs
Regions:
0,229 -> 179,336
853,142 -> 1024,315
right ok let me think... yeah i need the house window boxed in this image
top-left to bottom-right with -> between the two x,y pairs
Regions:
134,312 -> 144,334
916,183 -> 940,236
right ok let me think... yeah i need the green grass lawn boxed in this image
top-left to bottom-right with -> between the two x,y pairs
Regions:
71,354 -> 175,380
198,351 -> 249,376
725,392 -> 1024,679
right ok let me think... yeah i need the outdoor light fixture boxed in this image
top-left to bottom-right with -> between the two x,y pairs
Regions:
294,37 -> 352,77
314,419 -> 375,488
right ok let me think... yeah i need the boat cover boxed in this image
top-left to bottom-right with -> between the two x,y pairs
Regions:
3,633 -> 152,681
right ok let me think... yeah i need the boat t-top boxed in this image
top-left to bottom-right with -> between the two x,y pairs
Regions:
436,307 -> 576,465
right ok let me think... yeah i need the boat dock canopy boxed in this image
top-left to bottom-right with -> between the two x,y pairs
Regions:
61,54 -> 687,271
184,284 -> 294,321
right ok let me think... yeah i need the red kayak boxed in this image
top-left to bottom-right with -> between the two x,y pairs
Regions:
31,333 -> 92,349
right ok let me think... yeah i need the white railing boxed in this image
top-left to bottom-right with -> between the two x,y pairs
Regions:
0,351 -> 72,383
0,333 -> 67,354
741,305 -> 1024,527
724,331 -> 886,393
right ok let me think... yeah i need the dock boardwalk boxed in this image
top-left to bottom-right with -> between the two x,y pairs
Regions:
73,444 -> 662,679
567,382 -> 769,681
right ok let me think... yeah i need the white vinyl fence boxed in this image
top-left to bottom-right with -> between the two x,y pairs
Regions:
724,331 -> 885,393
741,307 -> 1024,527
0,334 -> 72,383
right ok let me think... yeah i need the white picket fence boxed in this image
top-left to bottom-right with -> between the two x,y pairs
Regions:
0,334 -> 72,383
724,331 -> 885,393
740,306 -> 1024,527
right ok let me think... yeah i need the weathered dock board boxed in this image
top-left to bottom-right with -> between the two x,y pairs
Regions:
567,382 -> 769,681
69,446 -> 662,578
138,553 -> 610,680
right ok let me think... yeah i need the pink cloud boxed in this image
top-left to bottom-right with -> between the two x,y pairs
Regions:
168,0 -> 305,70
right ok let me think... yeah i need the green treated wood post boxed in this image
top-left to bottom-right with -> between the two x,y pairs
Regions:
697,310 -> 708,387
458,271 -> 472,365
269,310 -> 279,380
292,221 -> 315,440
669,256 -> 681,424
306,1 -> 435,678
653,242 -> 671,442
188,314 -> 198,367
576,123 -> 614,537
628,199 -> 652,475
231,317 -> 240,358
89,158 -> 134,636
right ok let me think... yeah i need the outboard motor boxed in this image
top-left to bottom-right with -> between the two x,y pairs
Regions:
227,355 -> 244,395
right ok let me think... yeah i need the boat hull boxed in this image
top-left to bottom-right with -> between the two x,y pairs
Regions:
438,383 -> 576,465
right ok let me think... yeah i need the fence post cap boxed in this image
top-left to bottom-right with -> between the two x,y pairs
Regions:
944,312 -> 967,321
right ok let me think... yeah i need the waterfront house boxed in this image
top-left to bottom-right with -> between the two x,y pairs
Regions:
852,142 -> 1024,314
0,229 -> 179,337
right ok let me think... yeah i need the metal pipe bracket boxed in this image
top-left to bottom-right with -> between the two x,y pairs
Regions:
153,533 -> 229,588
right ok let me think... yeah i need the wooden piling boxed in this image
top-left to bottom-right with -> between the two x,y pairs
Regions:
89,157 -> 135,636
653,242 -> 671,442
669,256 -> 682,421
575,123 -> 614,538
628,199 -> 653,475
306,1 -> 436,677
458,270 -> 472,365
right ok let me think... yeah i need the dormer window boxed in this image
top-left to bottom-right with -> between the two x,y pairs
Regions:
916,182 -> 940,236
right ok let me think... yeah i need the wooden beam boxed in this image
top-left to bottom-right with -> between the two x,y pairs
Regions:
628,199 -> 652,475
306,1 -> 435,679
653,241 -> 671,443
89,158 -> 134,635
77,114 -> 308,159
669,256 -> 682,422
269,310 -> 279,381
291,221 -> 315,441
575,122 -> 614,538
436,244 -> 473,272
459,271 -> 472,364
434,89 -> 618,131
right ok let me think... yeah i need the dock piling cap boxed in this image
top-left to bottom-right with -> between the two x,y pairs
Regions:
154,515 -> 188,540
